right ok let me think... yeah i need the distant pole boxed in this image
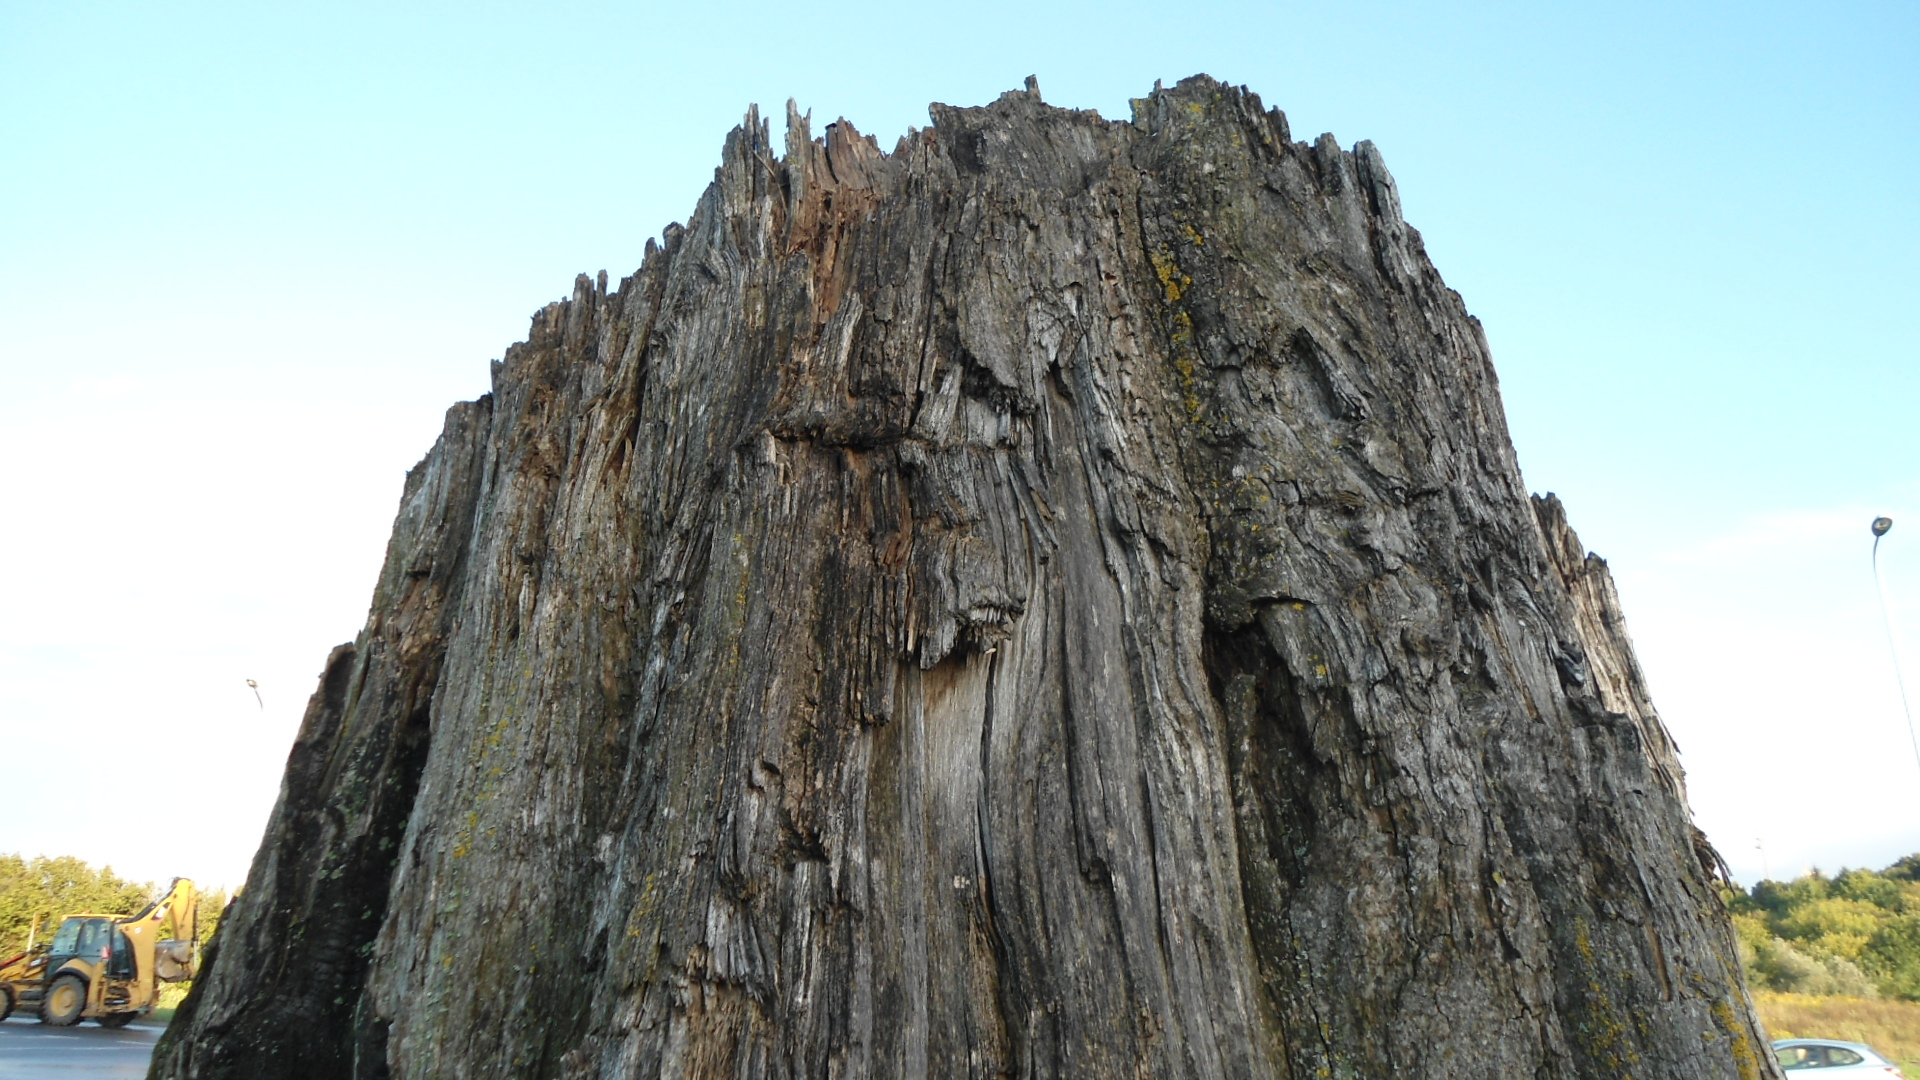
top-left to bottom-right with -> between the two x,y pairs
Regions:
1870,517 -> 1920,776
247,679 -> 263,710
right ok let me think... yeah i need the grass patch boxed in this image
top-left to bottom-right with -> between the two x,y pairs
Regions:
144,982 -> 190,1025
1755,992 -> 1920,1071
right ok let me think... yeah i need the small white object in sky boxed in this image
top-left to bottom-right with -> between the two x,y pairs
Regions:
246,678 -> 262,710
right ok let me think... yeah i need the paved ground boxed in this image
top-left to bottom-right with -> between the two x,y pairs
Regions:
0,1015 -> 161,1079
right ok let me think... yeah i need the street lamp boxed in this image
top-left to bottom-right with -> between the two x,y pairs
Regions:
1871,517 -> 1920,775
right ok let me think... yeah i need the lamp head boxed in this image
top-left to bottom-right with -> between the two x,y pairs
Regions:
1874,517 -> 1894,537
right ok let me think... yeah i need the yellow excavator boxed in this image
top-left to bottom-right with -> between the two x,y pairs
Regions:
0,878 -> 198,1027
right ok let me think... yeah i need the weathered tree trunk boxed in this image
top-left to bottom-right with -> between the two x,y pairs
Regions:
152,76 -> 1777,1080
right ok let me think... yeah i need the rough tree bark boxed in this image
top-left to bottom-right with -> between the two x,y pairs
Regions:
152,76 -> 1777,1080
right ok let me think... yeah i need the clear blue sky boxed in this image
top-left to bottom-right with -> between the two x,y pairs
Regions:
1,0 -> 1915,888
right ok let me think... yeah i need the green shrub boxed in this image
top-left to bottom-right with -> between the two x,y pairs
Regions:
1865,914 -> 1920,1000
1733,854 -> 1920,1001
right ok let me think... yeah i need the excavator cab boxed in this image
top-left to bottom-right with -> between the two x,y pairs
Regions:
44,917 -> 135,978
48,917 -> 107,966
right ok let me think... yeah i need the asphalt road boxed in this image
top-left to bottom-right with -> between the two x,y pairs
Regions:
0,1015 -> 161,1079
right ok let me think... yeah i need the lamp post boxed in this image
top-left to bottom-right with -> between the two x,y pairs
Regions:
1871,517 -> 1920,776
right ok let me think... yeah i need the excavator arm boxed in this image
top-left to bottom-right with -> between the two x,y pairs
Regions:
116,878 -> 197,991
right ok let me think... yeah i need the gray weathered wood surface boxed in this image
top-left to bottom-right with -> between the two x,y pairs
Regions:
152,76 -> 1777,1079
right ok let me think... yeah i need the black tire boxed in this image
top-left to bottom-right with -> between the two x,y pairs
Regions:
97,1011 -> 135,1028
0,986 -> 13,1021
40,974 -> 86,1027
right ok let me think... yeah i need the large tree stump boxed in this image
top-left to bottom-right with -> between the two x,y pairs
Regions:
152,76 -> 1776,1079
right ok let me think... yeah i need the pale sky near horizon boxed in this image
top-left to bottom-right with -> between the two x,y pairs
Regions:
1,0 -> 1915,893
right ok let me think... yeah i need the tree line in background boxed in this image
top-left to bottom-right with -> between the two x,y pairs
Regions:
1727,853 -> 1920,1000
0,854 -> 226,959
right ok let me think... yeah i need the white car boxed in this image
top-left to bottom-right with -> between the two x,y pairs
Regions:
1773,1038 -> 1906,1075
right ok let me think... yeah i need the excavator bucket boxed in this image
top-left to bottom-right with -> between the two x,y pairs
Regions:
154,940 -> 194,983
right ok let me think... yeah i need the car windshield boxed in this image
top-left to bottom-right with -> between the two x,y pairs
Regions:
1776,1044 -> 1869,1070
